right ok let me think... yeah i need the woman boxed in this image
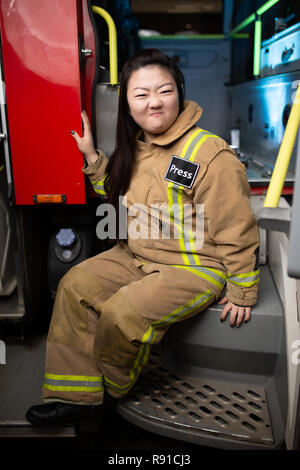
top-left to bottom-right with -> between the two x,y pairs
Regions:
26,49 -> 259,428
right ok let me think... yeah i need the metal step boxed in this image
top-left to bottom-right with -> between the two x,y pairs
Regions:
117,351 -> 278,450
0,334 -> 75,438
0,289 -> 25,319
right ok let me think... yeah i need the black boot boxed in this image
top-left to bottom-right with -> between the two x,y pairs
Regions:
26,402 -> 102,431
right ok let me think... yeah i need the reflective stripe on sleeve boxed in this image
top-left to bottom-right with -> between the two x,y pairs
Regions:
228,269 -> 260,287
91,175 -> 107,196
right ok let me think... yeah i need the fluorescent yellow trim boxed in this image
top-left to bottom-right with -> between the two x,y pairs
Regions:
142,326 -> 156,344
43,384 -> 103,392
105,289 -> 214,395
189,133 -> 217,162
177,186 -> 190,265
228,270 -> 260,279
153,289 -> 214,327
191,250 -> 201,265
171,265 -> 226,290
44,373 -> 101,382
180,129 -> 202,157
228,279 -> 259,288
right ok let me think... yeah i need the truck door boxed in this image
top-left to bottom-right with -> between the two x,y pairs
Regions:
0,0 -> 95,205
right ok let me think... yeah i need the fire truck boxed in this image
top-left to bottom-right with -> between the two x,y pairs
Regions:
0,0 -> 299,450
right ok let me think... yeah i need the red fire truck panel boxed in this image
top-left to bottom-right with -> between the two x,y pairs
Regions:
0,0 -> 87,205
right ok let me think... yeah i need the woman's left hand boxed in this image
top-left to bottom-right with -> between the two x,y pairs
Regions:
218,296 -> 251,327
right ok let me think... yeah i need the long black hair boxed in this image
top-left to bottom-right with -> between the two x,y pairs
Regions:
104,49 -> 185,237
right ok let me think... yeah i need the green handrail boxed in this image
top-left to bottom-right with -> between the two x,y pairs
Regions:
92,5 -> 118,85
230,0 -> 280,77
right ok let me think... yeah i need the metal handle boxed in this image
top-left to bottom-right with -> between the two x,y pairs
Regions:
282,43 -> 295,62
81,48 -> 92,58
0,76 -> 13,194
92,5 -> 118,85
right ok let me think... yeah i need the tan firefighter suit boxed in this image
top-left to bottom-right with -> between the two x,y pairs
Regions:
43,101 -> 259,404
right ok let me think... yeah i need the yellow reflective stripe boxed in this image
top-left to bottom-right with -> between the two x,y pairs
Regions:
189,133 -> 218,162
176,185 -> 190,265
104,338 -> 152,395
188,232 -> 202,265
45,373 -> 101,381
228,269 -> 260,279
167,183 -> 175,218
104,289 -> 214,395
43,384 -> 103,392
167,182 -> 191,265
130,342 -> 150,382
186,132 -> 216,264
167,129 -> 218,267
153,289 -> 214,327
176,203 -> 201,265
91,180 -> 106,195
180,128 -> 202,157
228,278 -> 259,287
43,373 -> 104,393
142,325 -> 157,344
183,131 -> 216,265
230,279 -> 259,287
171,264 -> 227,290
91,174 -> 107,195
169,129 -> 204,266
228,269 -> 260,287
103,377 -> 130,393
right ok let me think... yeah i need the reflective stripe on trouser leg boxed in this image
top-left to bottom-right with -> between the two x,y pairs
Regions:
42,245 -> 146,404
44,373 -> 104,393
171,264 -> 227,292
94,286 -> 215,397
42,267 -> 108,404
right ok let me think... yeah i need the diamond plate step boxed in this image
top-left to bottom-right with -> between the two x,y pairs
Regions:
117,352 -> 274,449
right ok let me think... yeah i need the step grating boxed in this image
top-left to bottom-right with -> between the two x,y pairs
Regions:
119,352 -> 274,446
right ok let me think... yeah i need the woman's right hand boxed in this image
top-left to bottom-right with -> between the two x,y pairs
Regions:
71,111 -> 99,164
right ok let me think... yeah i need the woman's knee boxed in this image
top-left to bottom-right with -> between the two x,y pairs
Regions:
96,291 -> 146,344
94,299 -> 140,367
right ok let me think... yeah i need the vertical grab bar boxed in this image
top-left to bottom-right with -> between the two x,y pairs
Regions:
92,5 -> 118,85
264,82 -> 300,208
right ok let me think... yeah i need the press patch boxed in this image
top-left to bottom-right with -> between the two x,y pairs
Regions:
164,155 -> 199,188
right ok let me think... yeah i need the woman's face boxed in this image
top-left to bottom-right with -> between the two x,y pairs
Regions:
127,65 -> 179,143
